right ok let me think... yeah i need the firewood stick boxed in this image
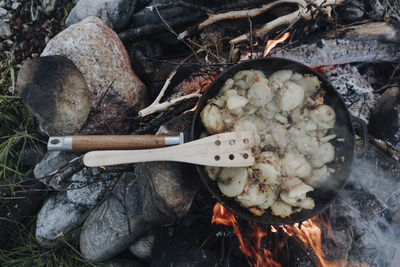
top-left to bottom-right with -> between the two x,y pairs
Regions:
179,0 -> 307,39
231,9 -> 305,44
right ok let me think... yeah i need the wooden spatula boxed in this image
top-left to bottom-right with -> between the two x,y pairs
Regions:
83,132 -> 255,167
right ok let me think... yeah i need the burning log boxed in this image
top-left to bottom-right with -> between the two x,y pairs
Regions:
269,22 -> 400,67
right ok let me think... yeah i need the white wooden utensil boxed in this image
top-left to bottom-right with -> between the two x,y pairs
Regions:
83,131 -> 255,167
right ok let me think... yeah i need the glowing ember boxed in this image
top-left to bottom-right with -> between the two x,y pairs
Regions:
262,32 -> 290,57
182,71 -> 217,113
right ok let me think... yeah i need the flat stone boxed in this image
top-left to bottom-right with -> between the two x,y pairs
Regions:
17,55 -> 91,134
66,0 -> 133,32
42,17 -> 148,134
35,192 -> 87,246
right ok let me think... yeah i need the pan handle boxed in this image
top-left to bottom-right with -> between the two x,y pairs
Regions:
351,116 -> 369,153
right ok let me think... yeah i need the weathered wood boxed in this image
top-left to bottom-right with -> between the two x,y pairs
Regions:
269,22 -> 400,67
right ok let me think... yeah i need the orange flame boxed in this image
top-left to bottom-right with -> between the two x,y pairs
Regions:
283,218 -> 342,267
212,203 -> 368,267
263,32 -> 290,57
212,203 -> 281,267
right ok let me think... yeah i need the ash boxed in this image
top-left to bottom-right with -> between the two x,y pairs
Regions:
323,65 -> 375,122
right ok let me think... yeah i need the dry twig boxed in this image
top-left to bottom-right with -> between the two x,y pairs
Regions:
179,0 -> 344,45
138,54 -> 200,117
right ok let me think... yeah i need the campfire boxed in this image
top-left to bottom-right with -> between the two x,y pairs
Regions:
212,202 -> 369,267
2,0 -> 400,266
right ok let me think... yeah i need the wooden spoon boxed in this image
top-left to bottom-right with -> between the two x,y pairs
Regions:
83,131 -> 255,167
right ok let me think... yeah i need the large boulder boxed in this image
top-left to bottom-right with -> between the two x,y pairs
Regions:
66,0 -> 133,32
41,16 -> 148,134
17,55 -> 91,134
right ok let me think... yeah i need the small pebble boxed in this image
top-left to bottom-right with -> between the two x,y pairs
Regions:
11,2 -> 20,9
0,7 -> 7,16
4,39 -> 14,45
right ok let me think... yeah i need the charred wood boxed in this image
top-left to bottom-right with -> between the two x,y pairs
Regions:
269,22 -> 400,67
123,0 -> 274,43
120,12 -> 205,42
369,86 -> 399,138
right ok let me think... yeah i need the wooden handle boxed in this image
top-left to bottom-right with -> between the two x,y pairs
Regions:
72,135 -> 166,151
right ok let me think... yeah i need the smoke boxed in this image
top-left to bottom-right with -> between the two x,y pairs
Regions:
331,148 -> 400,266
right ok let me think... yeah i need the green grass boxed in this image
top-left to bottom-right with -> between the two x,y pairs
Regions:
0,219 -> 98,267
0,51 -> 43,188
0,51 -> 96,266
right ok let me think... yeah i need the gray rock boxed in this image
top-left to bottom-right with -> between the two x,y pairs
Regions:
0,7 -> 7,16
35,192 -> 87,246
80,172 -> 152,262
65,0 -> 133,32
11,2 -> 20,10
337,0 -> 364,20
80,163 -> 198,262
135,162 -> 198,220
17,55 -> 91,134
33,151 -> 82,190
42,17 -> 148,134
129,230 -> 155,259
66,168 -> 119,207
41,0 -> 57,15
80,113 -> 199,262
0,23 -> 10,37
0,7 -> 12,37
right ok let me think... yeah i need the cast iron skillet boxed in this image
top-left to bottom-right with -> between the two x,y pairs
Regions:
191,57 -> 357,225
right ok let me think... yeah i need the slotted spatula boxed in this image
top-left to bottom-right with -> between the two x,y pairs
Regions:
83,131 -> 255,167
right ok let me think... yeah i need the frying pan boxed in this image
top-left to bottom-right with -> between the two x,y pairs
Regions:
191,57 -> 360,225
48,57 -> 362,225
